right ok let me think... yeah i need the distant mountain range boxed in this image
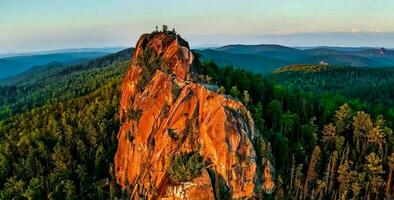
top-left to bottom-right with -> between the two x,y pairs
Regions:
0,48 -> 133,86
0,47 -> 125,58
2,45 -> 394,80
0,47 -> 126,79
293,46 -> 392,51
196,45 -> 394,74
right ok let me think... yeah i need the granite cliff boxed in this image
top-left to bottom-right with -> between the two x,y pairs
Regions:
114,31 -> 274,199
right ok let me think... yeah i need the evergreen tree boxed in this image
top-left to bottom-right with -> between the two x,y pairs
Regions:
352,111 -> 373,154
304,145 -> 321,198
322,123 -> 337,149
334,103 -> 352,134
365,152 -> 385,198
386,153 -> 394,197
337,159 -> 352,199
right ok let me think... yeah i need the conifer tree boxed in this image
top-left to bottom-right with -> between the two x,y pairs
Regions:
349,170 -> 364,200
366,126 -> 385,154
162,25 -> 168,32
304,146 -> 321,199
280,111 -> 297,136
322,123 -> 336,149
365,152 -> 385,198
334,103 -> 352,134
337,159 -> 352,199
352,111 -> 373,154
294,164 -> 304,199
315,179 -> 326,200
386,153 -> 394,197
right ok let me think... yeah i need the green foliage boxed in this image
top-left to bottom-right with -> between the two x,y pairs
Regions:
0,71 -> 123,199
167,129 -> 178,140
162,104 -> 171,118
207,169 -> 231,200
267,100 -> 282,129
0,49 -> 131,120
135,47 -> 166,91
128,108 -> 143,121
167,152 -> 205,183
23,177 -> 45,200
126,131 -> 135,142
200,60 -> 394,199
162,25 -> 168,32
0,177 -> 25,200
273,64 -> 337,73
270,66 -> 394,112
171,82 -> 181,101
229,86 -> 241,99
253,102 -> 265,132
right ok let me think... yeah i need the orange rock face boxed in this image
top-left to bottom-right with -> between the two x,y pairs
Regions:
114,32 -> 272,199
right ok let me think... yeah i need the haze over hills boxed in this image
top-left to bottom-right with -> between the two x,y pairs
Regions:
196,44 -> 394,74
0,47 -> 126,80
294,46 -> 379,51
0,47 -> 126,58
3,44 -> 394,81
0,48 -> 133,87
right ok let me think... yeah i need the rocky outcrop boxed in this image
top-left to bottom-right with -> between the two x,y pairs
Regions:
114,31 -> 274,199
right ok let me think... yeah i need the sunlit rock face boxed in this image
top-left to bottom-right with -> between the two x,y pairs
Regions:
114,31 -> 274,199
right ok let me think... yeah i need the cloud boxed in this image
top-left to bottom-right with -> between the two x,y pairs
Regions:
337,28 -> 383,34
351,28 -> 360,33
368,29 -> 383,33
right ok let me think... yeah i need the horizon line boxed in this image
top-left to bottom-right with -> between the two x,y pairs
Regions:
2,44 -> 393,57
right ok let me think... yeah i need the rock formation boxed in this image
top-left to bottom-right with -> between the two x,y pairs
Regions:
114,31 -> 274,199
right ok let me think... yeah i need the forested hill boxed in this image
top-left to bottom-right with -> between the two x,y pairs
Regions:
269,64 -> 394,109
0,49 -> 123,80
0,48 -> 133,86
0,48 -> 133,120
196,45 -> 394,74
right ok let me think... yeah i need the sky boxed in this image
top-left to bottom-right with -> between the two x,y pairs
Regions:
1,0 -> 394,54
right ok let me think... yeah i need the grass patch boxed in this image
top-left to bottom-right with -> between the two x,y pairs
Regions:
167,152 -> 205,183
